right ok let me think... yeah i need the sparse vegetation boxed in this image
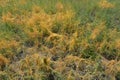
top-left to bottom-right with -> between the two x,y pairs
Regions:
0,0 -> 120,80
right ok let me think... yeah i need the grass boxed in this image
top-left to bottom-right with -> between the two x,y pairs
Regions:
0,0 -> 120,80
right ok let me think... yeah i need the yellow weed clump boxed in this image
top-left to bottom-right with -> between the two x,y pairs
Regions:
19,0 -> 27,5
0,40 -> 19,50
22,53 -> 51,69
101,60 -> 120,80
1,3 -> 75,41
8,53 -> 52,78
0,40 -> 19,59
27,6 -> 53,28
69,32 -> 78,51
56,2 -> 64,12
99,0 -> 114,8
22,4 -> 75,40
0,55 -> 9,68
115,39 -> 120,49
2,11 -> 26,25
24,54 -> 42,67
90,22 -> 105,40
0,0 -> 9,7
2,12 -> 15,23
55,10 -> 75,25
